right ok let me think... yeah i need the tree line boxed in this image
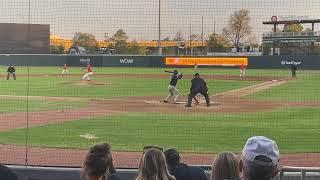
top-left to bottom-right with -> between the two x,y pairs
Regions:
51,9 -> 310,54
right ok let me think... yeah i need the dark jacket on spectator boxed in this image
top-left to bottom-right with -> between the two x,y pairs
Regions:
169,163 -> 208,180
0,164 -> 18,180
108,170 -> 121,180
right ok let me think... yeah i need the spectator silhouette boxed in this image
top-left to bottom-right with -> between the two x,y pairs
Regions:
240,136 -> 280,180
136,148 -> 175,180
81,143 -> 120,180
211,152 -> 239,180
0,164 -> 18,180
164,148 -> 207,180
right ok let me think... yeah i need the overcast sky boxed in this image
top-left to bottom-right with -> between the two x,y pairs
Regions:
0,0 -> 320,41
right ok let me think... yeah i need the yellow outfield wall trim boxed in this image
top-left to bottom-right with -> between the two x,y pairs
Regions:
165,57 -> 248,66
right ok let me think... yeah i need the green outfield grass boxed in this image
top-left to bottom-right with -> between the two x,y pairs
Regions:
0,99 -> 86,113
3,66 -> 304,76
0,67 -> 319,154
0,107 -> 318,153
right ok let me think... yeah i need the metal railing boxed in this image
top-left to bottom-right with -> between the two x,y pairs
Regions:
263,31 -> 320,38
280,166 -> 320,180
7,165 -> 320,180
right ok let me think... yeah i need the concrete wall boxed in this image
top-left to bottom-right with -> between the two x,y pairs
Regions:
8,165 -> 320,180
0,54 -> 320,69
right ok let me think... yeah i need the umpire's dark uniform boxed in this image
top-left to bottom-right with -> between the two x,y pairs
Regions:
291,64 -> 297,77
185,73 -> 210,107
7,65 -> 16,80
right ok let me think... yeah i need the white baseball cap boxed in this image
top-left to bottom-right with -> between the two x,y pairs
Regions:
242,136 -> 280,166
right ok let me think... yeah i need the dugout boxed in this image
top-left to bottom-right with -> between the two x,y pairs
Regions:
262,17 -> 320,56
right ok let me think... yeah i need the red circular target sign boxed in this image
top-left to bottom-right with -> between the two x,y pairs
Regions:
271,16 -> 278,22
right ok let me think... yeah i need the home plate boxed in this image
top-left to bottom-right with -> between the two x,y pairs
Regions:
175,101 -> 186,104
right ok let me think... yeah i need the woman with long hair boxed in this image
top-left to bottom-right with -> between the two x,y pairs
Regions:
82,143 -> 120,180
136,148 -> 175,180
211,152 -> 239,180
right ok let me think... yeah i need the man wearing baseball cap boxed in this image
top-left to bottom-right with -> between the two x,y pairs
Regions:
240,136 -> 280,180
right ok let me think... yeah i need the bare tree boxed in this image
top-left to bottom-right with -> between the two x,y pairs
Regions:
246,34 -> 259,47
173,31 -> 185,41
190,34 -> 200,41
163,37 -> 170,41
222,9 -> 251,48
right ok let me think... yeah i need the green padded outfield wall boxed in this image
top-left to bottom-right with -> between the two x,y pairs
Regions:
0,55 -> 320,69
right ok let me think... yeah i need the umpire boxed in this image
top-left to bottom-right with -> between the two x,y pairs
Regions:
291,63 -> 297,78
7,64 -> 16,80
185,73 -> 210,107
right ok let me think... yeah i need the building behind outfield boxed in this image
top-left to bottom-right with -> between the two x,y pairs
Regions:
262,18 -> 320,55
0,23 -> 50,54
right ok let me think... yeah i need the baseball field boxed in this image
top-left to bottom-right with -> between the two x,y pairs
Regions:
0,66 -> 319,167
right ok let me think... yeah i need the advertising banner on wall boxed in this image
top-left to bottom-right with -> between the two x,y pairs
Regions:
165,57 -> 248,66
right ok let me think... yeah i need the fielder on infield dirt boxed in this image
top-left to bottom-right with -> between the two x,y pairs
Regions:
82,64 -> 94,81
62,64 -> 69,74
164,69 -> 183,104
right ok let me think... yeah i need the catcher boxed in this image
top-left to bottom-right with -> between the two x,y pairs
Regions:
7,64 -> 16,80
164,69 -> 182,104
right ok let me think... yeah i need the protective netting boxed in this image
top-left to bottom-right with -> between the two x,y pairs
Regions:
0,0 -> 319,168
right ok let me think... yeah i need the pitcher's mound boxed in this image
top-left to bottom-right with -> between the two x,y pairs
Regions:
59,81 -> 111,86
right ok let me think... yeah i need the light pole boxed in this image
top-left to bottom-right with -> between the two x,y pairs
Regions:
158,0 -> 162,55
189,23 -> 192,55
201,16 -> 204,54
25,0 -> 31,167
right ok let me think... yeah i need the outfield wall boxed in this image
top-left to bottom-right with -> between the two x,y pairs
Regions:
0,55 -> 320,69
